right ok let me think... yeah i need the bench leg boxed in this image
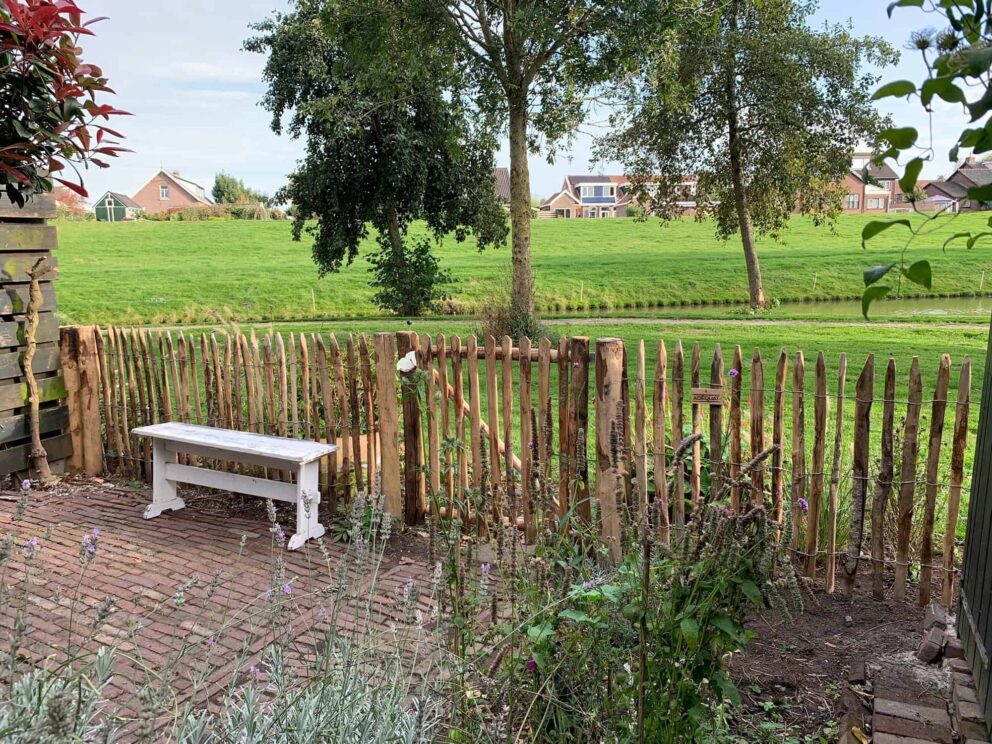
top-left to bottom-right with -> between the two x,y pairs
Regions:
288,461 -> 324,550
143,440 -> 186,519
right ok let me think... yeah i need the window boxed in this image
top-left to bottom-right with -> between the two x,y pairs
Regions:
601,209 -> 611,217
866,197 -> 884,210
964,200 -> 973,209
555,208 -> 571,218
159,184 -> 170,200
845,194 -> 860,210
608,186 -> 616,197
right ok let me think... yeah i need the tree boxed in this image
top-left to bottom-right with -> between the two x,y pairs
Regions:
0,0 -> 127,205
246,0 -> 507,316
861,2 -> 992,316
600,0 -> 895,308
428,0 -> 681,325
212,171 -> 270,206
54,184 -> 89,218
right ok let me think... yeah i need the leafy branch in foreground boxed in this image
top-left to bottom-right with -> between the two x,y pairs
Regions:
861,0 -> 992,316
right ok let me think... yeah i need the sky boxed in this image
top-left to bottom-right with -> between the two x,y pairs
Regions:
79,0 -> 954,205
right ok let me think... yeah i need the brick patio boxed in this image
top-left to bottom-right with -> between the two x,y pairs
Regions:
0,479 -> 440,719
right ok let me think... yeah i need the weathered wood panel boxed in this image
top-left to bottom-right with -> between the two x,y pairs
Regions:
0,433 -> 71,474
0,193 -> 56,220
0,253 -> 59,283
0,406 -> 68,445
0,343 -> 59,380
0,224 -> 57,251
0,283 -> 55,315
0,375 -> 65,413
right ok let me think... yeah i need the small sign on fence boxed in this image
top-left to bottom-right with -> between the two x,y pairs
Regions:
691,387 -> 724,406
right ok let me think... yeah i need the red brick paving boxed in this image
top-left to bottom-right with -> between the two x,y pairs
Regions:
0,481 -> 440,719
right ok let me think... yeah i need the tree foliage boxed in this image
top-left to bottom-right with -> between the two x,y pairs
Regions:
600,0 -> 894,308
427,0 -> 683,324
862,1 -> 992,316
212,171 -> 270,206
0,0 -> 127,205
246,0 -> 506,316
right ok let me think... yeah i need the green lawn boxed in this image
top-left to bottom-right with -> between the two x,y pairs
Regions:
54,212 -> 992,326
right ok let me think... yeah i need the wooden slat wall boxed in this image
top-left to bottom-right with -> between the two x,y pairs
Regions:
76,325 -> 978,609
0,193 -> 69,477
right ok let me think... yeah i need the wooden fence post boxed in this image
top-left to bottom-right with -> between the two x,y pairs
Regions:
635,340 -> 648,522
772,349 -> 788,526
825,353 -> 847,593
520,335 -> 534,540
943,357 -> 971,607
654,340 -> 669,542
596,338 -> 625,561
791,351 -> 805,553
375,333 -> 402,520
841,354 -> 874,597
729,345 -> 742,512
569,337 -> 591,528
396,331 -> 424,525
748,348 -> 764,506
59,325 -> 103,475
671,341 -> 686,526
804,352 -> 827,578
709,344 -> 724,497
920,354 -> 951,606
870,358 -> 896,599
894,357 -> 923,600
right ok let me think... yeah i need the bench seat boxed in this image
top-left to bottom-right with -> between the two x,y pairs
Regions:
132,422 -> 338,550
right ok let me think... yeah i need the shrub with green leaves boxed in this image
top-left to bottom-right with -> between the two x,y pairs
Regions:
485,504 -> 798,743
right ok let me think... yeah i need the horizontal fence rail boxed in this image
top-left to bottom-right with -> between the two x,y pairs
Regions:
61,325 -> 973,609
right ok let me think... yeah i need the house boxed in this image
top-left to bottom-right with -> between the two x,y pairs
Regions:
924,157 -> 992,211
93,191 -> 141,222
539,175 -> 626,218
841,153 -> 900,213
493,167 -> 511,208
130,169 -> 212,215
538,174 -> 698,218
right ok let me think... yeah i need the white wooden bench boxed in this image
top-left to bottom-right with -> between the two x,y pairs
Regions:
132,422 -> 338,550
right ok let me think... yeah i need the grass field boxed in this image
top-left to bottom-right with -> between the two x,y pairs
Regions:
55,212 -> 992,326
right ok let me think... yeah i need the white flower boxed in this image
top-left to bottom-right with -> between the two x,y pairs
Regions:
396,350 -> 418,374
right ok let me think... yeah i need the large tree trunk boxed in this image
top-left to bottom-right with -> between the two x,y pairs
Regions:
508,98 -> 534,320
725,1 -> 766,309
385,202 -> 405,257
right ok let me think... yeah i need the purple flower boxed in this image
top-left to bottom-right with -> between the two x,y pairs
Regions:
281,583 -> 292,595
318,606 -> 326,619
582,581 -> 592,590
797,498 -> 809,514
248,665 -> 259,679
206,636 -> 215,648
25,536 -> 39,553
265,588 -> 273,600
20,479 -> 31,491
525,656 -> 538,673
729,368 -> 739,379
